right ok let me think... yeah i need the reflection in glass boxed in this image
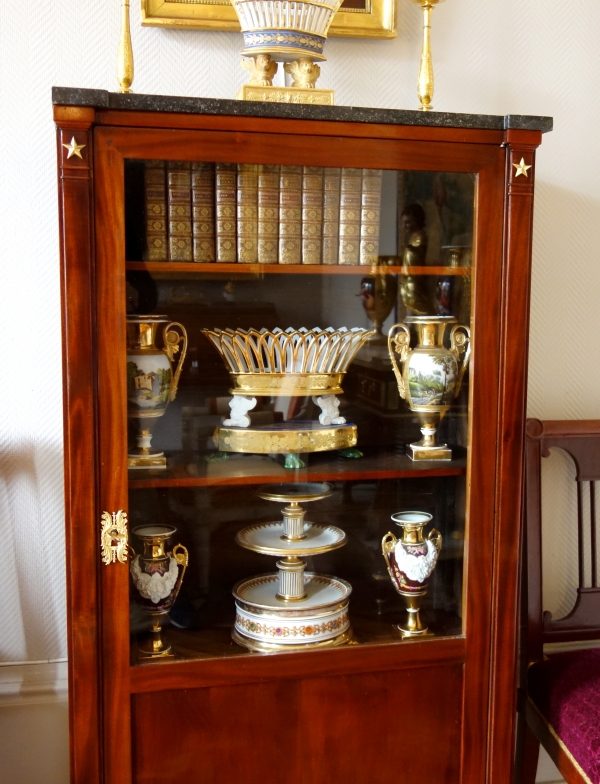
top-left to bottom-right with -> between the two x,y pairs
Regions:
124,161 -> 474,662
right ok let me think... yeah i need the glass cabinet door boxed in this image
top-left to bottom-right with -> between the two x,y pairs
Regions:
92,121 -> 507,784
121,160 -> 475,661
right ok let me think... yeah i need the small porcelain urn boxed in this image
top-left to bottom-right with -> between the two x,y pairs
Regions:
130,524 -> 189,658
382,511 -> 442,637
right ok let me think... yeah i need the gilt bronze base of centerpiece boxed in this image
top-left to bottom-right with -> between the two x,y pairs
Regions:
382,511 -> 442,638
236,83 -> 335,106
127,315 -> 187,469
130,525 -> 189,658
388,316 -> 471,460
232,482 -> 352,651
214,419 -> 357,456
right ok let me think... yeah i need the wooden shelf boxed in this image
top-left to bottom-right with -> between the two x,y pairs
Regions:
130,629 -> 465,693
126,261 -> 471,277
128,450 -> 467,489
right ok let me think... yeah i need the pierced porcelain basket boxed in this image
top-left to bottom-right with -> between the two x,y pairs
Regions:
231,0 -> 344,61
202,327 -> 373,396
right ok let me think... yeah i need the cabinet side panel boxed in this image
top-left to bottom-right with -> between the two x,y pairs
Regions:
487,136 -> 541,784
456,148 -> 506,784
94,127 -> 133,784
56,111 -> 102,784
132,665 -> 463,784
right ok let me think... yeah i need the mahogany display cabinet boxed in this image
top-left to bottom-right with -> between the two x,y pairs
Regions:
54,87 -> 552,784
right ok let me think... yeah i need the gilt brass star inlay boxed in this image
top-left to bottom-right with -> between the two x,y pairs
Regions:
62,136 -> 86,160
513,158 -> 532,178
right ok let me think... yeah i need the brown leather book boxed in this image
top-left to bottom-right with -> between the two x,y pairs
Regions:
191,162 -> 215,262
279,165 -> 302,264
237,164 -> 259,263
167,161 -> 193,262
257,164 -> 280,264
143,160 -> 168,261
338,167 -> 362,265
215,163 -> 237,263
302,167 -> 324,264
322,167 -> 341,265
360,169 -> 383,265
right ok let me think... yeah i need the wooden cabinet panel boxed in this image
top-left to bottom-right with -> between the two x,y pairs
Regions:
132,664 -> 462,784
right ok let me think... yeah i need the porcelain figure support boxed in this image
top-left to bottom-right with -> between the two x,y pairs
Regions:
312,395 -> 346,426
224,395 -> 257,428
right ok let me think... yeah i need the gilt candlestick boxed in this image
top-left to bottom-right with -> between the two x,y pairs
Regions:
410,0 -> 445,111
117,0 -> 134,93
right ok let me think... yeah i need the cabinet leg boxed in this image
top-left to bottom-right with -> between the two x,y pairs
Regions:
515,715 -> 540,784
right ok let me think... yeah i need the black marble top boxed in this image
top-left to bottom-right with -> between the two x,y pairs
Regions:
52,87 -> 553,133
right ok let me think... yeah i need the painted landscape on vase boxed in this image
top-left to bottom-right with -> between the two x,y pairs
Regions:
407,352 -> 456,407
127,359 -> 171,410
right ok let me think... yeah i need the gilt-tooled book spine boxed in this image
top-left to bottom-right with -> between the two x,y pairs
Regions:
257,164 -> 280,264
167,161 -> 193,262
143,160 -> 168,261
279,165 -> 303,265
338,168 -> 362,265
215,163 -> 237,263
322,167 -> 341,265
360,169 -> 383,265
191,162 -> 215,263
302,167 -> 324,265
237,164 -> 259,264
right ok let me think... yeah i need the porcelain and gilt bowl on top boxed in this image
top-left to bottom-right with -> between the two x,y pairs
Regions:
231,0 -> 344,61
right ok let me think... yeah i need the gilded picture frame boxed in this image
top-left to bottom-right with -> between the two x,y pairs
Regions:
141,0 -> 396,39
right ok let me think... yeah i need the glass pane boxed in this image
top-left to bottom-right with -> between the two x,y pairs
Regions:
123,159 -> 474,663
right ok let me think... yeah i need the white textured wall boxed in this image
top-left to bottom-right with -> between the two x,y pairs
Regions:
0,4 -> 597,778
1,0 -> 598,661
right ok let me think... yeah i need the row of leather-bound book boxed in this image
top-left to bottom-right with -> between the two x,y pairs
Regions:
144,161 -> 383,265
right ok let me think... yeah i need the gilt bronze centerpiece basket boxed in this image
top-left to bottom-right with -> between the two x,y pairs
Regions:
203,326 -> 373,421
203,326 -> 373,456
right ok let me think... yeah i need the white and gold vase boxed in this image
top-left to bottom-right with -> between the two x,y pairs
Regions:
127,315 -> 187,469
388,316 -> 470,460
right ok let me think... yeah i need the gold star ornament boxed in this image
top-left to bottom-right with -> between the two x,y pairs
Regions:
513,158 -> 532,178
62,136 -> 86,160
